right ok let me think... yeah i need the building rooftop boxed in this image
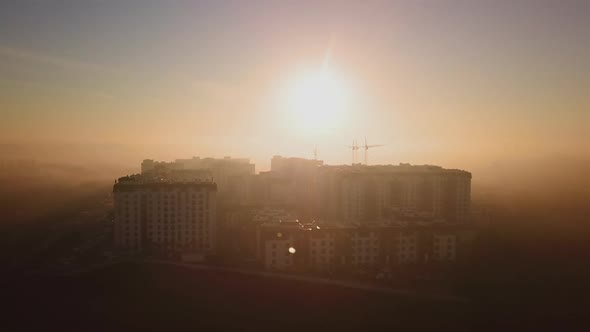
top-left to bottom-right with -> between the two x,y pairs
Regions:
261,220 -> 474,232
319,163 -> 471,177
114,174 -> 217,189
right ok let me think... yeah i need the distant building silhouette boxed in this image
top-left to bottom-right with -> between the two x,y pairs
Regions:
142,156 -> 255,193
270,156 -> 324,215
317,164 -> 472,224
221,160 -> 472,224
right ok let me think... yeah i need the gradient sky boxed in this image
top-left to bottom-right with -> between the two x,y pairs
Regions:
1,0 -> 588,170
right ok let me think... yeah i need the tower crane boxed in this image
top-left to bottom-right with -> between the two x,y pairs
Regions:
362,137 -> 384,165
346,139 -> 359,165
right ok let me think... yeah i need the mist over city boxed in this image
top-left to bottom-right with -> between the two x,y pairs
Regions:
1,1 -> 589,331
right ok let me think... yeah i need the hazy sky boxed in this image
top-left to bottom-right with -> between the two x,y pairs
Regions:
1,0 -> 588,170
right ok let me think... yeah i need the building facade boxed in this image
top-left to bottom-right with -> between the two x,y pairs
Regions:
256,221 -> 474,273
318,164 -> 472,224
113,175 -> 217,254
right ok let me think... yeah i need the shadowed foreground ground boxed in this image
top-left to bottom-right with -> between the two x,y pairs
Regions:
6,262 -> 588,331
7,262 -> 476,331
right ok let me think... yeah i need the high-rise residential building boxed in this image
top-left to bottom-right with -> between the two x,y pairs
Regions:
113,174 -> 217,254
269,156 -> 324,215
317,164 -> 472,224
270,155 -> 323,175
141,156 -> 255,193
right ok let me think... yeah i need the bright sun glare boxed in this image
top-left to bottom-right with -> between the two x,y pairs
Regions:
286,67 -> 351,133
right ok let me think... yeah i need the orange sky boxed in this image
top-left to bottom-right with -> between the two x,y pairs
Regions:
1,1 -> 588,171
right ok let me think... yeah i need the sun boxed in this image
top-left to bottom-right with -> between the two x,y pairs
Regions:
285,67 -> 351,133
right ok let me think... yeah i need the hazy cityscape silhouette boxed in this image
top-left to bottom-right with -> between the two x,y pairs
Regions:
1,1 -> 589,331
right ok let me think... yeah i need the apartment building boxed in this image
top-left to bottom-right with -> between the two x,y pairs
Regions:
113,174 -> 217,254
